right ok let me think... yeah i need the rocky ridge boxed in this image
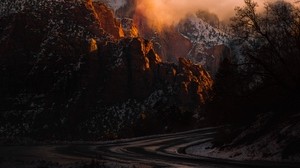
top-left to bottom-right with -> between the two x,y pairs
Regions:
0,0 -> 213,140
105,0 -> 232,76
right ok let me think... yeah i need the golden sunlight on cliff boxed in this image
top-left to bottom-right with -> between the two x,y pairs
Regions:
89,38 -> 98,52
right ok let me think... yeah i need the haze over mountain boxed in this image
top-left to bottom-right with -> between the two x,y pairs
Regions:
104,0 -> 298,30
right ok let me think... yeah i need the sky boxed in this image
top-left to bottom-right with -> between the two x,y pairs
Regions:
135,0 -> 298,29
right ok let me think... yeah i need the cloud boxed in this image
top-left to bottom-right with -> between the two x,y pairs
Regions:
135,0 -> 297,29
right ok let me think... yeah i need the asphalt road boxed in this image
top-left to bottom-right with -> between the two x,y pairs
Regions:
0,127 -> 299,168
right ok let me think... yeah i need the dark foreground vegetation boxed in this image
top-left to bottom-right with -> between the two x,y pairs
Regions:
205,0 -> 300,160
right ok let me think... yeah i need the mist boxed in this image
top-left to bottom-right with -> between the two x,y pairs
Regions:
135,0 -> 296,29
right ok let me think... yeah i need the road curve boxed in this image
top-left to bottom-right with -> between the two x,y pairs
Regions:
0,127 -> 299,168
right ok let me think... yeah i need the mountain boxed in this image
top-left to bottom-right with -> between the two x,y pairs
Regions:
0,0 -> 213,140
178,14 -> 231,76
103,0 -> 232,76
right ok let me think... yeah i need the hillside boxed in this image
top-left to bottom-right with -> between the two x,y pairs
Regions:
0,0 -> 213,140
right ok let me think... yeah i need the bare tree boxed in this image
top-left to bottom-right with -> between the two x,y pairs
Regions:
230,0 -> 300,92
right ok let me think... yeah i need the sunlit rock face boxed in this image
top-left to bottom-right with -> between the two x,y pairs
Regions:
119,18 -> 139,37
90,1 -> 125,38
105,0 -> 231,76
0,0 -> 213,139
99,37 -> 213,105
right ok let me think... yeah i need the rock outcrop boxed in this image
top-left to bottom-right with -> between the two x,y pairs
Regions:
132,11 -> 193,62
119,18 -> 139,37
91,1 -> 125,38
189,44 -> 231,76
98,37 -> 213,105
0,0 -> 213,139
111,1 -> 231,76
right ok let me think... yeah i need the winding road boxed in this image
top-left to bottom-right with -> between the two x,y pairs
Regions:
0,127 -> 299,168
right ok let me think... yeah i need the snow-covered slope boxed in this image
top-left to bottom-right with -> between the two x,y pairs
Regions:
177,15 -> 231,75
179,14 -> 229,48
186,112 -> 300,162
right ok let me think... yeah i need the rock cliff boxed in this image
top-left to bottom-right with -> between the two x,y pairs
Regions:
0,0 -> 213,139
